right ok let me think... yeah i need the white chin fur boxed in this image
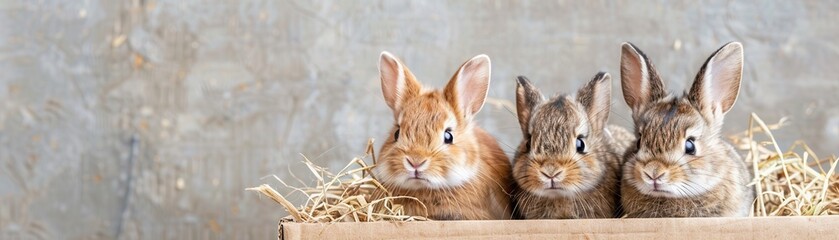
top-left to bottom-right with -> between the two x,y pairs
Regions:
389,175 -> 449,190
633,182 -> 680,198
631,178 -> 717,198
532,188 -> 579,198
374,162 -> 476,190
530,176 -> 598,198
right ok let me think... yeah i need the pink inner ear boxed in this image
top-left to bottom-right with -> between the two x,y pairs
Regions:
709,64 -> 737,109
620,44 -> 648,110
579,73 -> 612,129
592,76 -> 612,123
379,53 -> 405,111
706,45 -> 743,113
455,56 -> 490,116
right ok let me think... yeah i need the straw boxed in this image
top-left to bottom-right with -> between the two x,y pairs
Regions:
247,139 -> 429,223
730,113 -> 839,216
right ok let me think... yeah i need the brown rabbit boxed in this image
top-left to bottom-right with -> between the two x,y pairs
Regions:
371,52 -> 513,220
619,42 -> 754,217
513,72 -> 631,219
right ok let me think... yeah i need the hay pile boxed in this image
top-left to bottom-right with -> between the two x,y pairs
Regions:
247,139 -> 428,223
251,113 -> 838,222
730,113 -> 839,216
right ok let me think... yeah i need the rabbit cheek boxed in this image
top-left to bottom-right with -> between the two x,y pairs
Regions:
679,159 -> 723,196
574,154 -> 603,191
558,166 -> 584,193
376,156 -> 408,187
445,162 -> 478,187
372,160 -> 394,183
373,155 -> 415,189
519,161 -> 539,191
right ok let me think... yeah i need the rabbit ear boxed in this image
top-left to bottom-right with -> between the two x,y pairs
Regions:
577,72 -> 611,132
688,42 -> 743,117
380,51 -> 421,116
515,76 -> 543,136
620,42 -> 666,111
445,54 -> 491,119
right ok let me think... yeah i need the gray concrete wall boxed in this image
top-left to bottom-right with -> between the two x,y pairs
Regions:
1,0 -> 837,239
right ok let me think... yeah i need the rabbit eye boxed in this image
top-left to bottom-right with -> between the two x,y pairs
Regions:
444,128 -> 453,144
636,139 -> 641,150
575,135 -> 586,154
394,129 -> 400,142
685,137 -> 696,155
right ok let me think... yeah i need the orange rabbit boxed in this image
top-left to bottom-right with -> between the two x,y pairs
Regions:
371,52 -> 514,220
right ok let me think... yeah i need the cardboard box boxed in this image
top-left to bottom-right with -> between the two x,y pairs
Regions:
279,216 -> 839,239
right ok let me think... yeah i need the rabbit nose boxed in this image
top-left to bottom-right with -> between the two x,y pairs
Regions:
540,170 -> 562,179
643,170 -> 666,180
642,161 -> 668,178
405,157 -> 428,169
642,169 -> 668,185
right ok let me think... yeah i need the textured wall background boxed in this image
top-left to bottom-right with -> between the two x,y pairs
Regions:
1,0 -> 838,239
